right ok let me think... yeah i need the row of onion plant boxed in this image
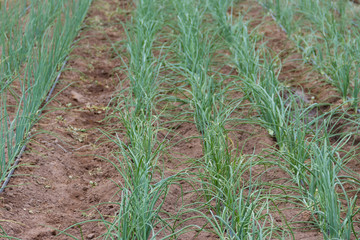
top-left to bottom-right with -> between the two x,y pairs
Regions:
170,0 -> 272,238
261,0 -> 360,113
0,0 -> 92,188
208,0 -> 359,238
98,0 -> 175,238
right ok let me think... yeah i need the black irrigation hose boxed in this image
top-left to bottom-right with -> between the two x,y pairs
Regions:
259,1 -> 360,113
46,60 -> 68,102
0,59 -> 68,194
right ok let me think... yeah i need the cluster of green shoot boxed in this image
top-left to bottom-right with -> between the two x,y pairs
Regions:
262,0 -> 360,112
0,0 -> 92,188
170,0 -> 275,238
100,0 -> 174,238
211,0 -> 359,239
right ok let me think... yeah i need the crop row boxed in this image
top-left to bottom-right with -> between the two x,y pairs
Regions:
0,0 -> 92,189
87,0 -> 173,238
262,0 -> 360,112
222,1 -> 360,238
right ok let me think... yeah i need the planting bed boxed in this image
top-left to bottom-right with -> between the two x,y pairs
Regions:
0,0 -> 359,239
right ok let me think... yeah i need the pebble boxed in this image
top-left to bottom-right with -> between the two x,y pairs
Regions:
87,233 -> 95,239
4,204 -> 11,211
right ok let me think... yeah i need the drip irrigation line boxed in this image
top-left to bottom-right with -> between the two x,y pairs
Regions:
46,59 -> 68,102
0,58 -> 68,194
0,144 -> 26,194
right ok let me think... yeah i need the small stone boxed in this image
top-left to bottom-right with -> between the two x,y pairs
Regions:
4,204 -> 11,211
87,233 -> 95,239
70,90 -> 85,103
89,181 -> 97,187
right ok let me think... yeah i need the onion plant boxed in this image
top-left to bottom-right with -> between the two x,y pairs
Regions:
307,135 -> 353,239
261,0 -> 360,112
100,0 -> 174,238
210,189 -> 273,240
269,105 -> 359,238
174,0 -> 215,133
60,106 -> 174,239
207,0 -> 234,43
0,0 -> 92,188
175,0 -> 228,196
124,0 -> 161,116
213,2 -> 360,238
102,106 -> 173,239
170,0 -> 272,238
0,0 -> 71,83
